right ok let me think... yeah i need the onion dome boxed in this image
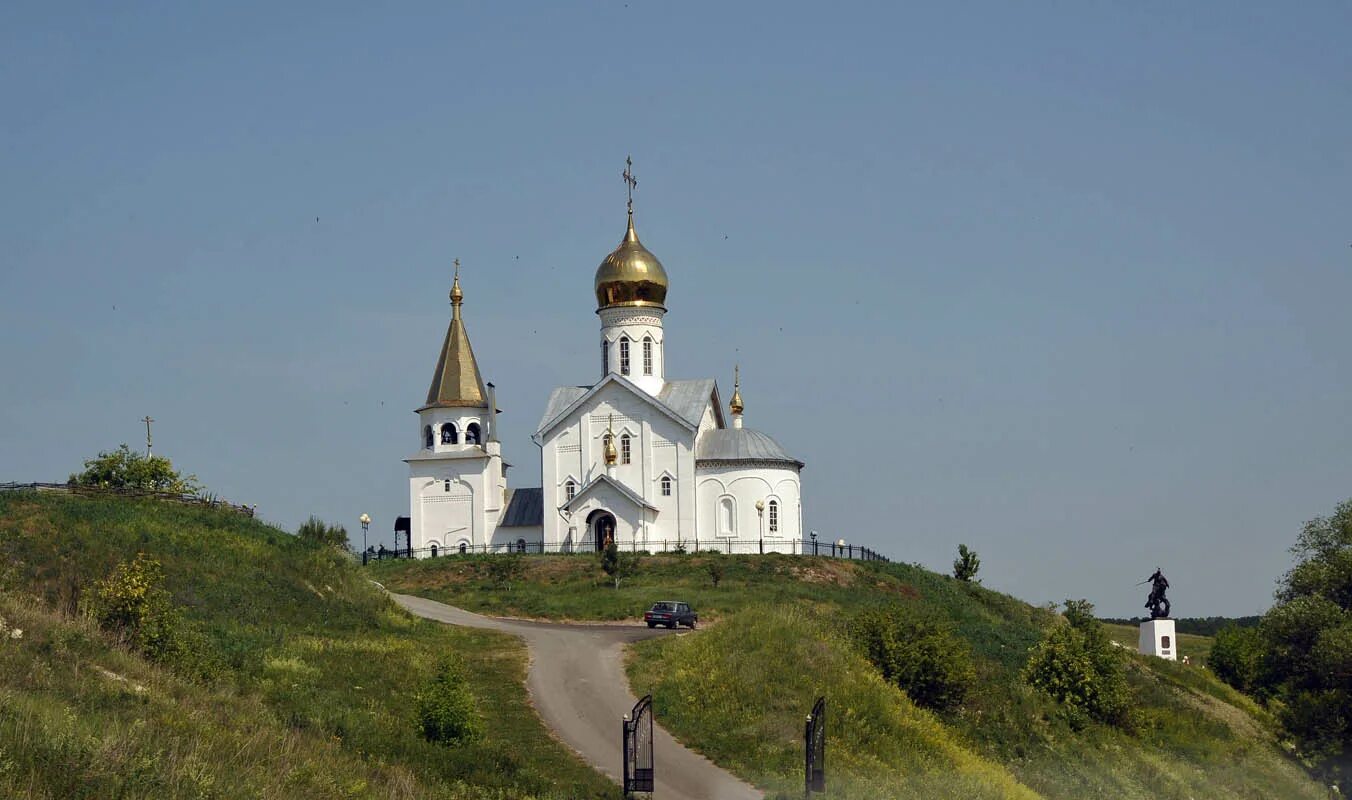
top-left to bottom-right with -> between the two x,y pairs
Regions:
604,415 -> 619,466
729,365 -> 744,415
594,214 -> 669,311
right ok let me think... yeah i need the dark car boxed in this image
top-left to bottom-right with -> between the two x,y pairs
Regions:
644,601 -> 697,629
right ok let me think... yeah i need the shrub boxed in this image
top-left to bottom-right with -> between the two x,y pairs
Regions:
296,517 -> 349,549
416,656 -> 483,745
952,544 -> 980,582
847,605 -> 975,712
1209,625 -> 1264,693
69,444 -> 201,494
486,554 -> 525,590
89,553 -> 181,662
1022,599 -> 1131,727
599,539 -> 640,589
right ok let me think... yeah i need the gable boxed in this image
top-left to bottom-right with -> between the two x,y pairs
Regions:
535,374 -> 703,439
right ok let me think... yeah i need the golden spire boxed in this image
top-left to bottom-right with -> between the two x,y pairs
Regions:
604,414 -> 619,466
422,260 -> 488,411
729,364 -> 744,415
449,258 -> 463,314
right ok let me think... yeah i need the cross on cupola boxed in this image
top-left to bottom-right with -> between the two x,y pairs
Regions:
622,155 -> 637,216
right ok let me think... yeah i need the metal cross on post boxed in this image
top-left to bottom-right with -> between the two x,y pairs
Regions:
142,416 -> 154,457
622,155 -> 637,215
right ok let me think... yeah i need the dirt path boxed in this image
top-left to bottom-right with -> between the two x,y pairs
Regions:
392,593 -> 762,800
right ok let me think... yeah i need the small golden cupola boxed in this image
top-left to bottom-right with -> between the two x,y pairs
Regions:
729,365 -> 745,428
594,156 -> 669,311
422,260 -> 489,410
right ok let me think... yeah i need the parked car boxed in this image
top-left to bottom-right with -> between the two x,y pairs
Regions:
644,601 -> 698,629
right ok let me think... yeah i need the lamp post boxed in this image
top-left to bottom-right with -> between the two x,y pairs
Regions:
836,538 -> 846,559
755,499 -> 765,555
810,530 -> 817,556
359,513 -> 371,564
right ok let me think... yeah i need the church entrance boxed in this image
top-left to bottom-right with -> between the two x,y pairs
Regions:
586,510 -> 617,552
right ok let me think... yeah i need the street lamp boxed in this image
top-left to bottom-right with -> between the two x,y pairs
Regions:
359,513 -> 371,564
810,530 -> 817,556
755,499 -> 765,555
836,538 -> 846,558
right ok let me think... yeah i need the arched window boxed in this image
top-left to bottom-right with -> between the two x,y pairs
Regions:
602,340 -> 609,374
430,544 -> 438,558
660,475 -> 672,496
465,422 -> 481,444
643,336 -> 654,375
423,425 -> 434,449
441,423 -> 458,445
458,541 -> 467,554
619,336 -> 631,376
768,500 -> 780,533
718,497 -> 736,536
565,479 -> 577,502
444,479 -> 451,493
516,538 -> 527,553
620,433 -> 632,464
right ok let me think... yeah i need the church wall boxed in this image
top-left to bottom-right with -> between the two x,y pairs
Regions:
539,381 -> 696,548
407,452 -> 495,555
695,463 -> 801,552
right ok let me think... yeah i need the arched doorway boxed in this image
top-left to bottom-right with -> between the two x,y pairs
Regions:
586,509 -> 617,552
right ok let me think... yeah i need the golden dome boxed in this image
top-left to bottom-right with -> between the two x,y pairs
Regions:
729,365 -> 744,415
594,214 -> 669,310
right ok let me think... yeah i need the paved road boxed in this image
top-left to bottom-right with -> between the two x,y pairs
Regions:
392,593 -> 762,800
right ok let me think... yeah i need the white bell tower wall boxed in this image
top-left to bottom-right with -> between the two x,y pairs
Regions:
599,306 -> 665,396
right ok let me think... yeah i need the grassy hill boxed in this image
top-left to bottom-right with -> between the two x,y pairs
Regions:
0,490 -> 618,799
373,553 -> 1326,800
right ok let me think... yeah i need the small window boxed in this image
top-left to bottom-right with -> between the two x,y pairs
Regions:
602,340 -> 609,374
441,423 -> 458,445
619,336 -> 630,376
565,480 -> 577,502
444,479 -> 451,493
768,500 -> 779,533
643,336 -> 653,375
660,475 -> 672,496
516,538 -> 527,553
465,422 -> 481,444
423,425 -> 434,449
621,433 -> 632,464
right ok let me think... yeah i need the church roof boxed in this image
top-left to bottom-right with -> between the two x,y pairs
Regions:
499,488 -> 543,527
696,428 -> 804,468
421,274 -> 489,411
535,375 -> 720,436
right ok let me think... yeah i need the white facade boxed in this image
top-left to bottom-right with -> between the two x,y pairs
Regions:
1138,618 -> 1178,661
403,203 -> 804,555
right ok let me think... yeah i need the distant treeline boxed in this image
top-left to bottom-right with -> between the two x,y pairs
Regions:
1099,616 -> 1261,636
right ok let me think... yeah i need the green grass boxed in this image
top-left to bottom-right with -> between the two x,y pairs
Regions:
0,490 -> 618,799
377,552 -> 1328,800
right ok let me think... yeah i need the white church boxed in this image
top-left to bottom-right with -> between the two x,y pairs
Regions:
404,179 -> 804,555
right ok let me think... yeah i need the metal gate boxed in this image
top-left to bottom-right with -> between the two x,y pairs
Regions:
805,695 -> 825,796
623,694 -> 654,797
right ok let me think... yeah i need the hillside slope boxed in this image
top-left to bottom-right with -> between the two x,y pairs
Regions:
0,491 -> 618,799
375,553 -> 1326,800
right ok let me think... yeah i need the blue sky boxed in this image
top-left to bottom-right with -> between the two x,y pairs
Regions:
2,2 -> 1349,616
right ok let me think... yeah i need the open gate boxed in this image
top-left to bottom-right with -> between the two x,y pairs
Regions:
805,695 -> 825,796
623,694 -> 654,797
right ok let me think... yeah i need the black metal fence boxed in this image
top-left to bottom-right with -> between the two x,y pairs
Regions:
0,481 -> 257,517
805,696 -> 825,796
365,539 -> 889,563
623,694 -> 654,797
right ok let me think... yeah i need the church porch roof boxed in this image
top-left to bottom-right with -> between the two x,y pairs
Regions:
562,474 -> 658,513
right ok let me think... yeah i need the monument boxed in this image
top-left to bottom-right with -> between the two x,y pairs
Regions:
1137,567 -> 1176,660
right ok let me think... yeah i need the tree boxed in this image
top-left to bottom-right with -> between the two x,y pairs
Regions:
847,605 -> 975,712
1022,599 -> 1131,728
1209,625 -> 1264,694
599,538 -> 640,589
1254,498 -> 1352,782
296,516 -> 349,549
953,544 -> 981,582
705,552 -> 725,588
69,444 -> 201,494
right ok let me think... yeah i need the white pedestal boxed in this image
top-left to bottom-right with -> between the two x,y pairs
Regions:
1139,619 -> 1177,661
